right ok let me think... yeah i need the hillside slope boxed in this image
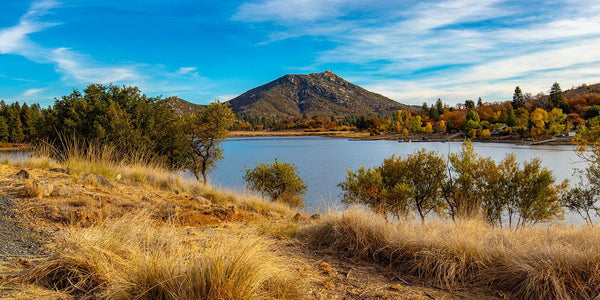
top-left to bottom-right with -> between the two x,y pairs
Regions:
227,70 -> 410,119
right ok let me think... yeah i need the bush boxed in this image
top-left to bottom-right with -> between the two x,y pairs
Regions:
243,159 -> 307,207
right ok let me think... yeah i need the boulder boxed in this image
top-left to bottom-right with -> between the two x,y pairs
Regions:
192,196 -> 211,205
15,169 -> 30,179
293,213 -> 310,222
49,168 -> 68,174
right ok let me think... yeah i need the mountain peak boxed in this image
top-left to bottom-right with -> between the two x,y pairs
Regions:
226,71 -> 409,119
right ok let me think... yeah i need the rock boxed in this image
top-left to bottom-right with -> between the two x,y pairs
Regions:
50,185 -> 70,197
293,213 -> 310,222
32,179 -> 55,197
310,213 -> 322,220
49,168 -> 68,174
15,169 -> 30,179
192,196 -> 211,205
82,173 -> 114,188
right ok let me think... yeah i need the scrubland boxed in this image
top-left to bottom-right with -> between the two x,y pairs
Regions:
0,146 -> 599,299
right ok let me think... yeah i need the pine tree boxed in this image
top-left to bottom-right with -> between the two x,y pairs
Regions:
6,104 -> 24,143
512,86 -> 525,109
0,116 -> 8,142
549,82 -> 569,113
477,97 -> 483,107
20,103 -> 37,141
436,98 -> 444,116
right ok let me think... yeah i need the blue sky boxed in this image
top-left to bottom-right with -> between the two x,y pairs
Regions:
1,0 -> 600,107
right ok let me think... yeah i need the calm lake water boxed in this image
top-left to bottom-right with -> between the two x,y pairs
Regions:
1,138 -> 587,222
209,137 -> 585,215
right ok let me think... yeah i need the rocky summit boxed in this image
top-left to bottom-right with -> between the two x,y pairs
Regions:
226,70 -> 410,119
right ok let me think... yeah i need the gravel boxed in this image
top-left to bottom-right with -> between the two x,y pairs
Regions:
0,195 -> 48,260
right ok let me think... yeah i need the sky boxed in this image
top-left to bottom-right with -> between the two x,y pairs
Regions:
1,0 -> 600,107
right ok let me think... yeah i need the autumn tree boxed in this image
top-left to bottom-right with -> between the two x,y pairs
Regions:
243,158 -> 307,207
183,101 -> 235,184
529,108 -> 548,136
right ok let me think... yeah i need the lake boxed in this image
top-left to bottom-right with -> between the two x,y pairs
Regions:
209,137 -> 585,215
1,137 -> 587,222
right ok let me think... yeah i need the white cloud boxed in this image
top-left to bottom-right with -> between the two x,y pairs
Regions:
0,0 -> 213,99
23,88 -> 45,96
176,66 -> 198,75
236,0 -> 600,104
233,0 -> 350,23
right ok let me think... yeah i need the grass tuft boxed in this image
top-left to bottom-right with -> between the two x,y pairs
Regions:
299,207 -> 600,299
16,212 -> 301,299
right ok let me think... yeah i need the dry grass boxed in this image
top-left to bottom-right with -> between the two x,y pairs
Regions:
299,208 -> 600,299
21,179 -> 43,198
13,213 -> 301,299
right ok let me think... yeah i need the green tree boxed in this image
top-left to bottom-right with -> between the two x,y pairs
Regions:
512,159 -> 564,227
435,98 -> 444,116
465,99 -> 475,109
20,103 -> 38,141
549,82 -> 569,113
243,158 -> 307,207
444,141 -> 497,220
339,149 -> 447,223
512,86 -> 525,109
477,97 -> 483,107
183,101 -> 235,184
38,84 -> 189,167
0,116 -> 8,142
506,108 -> 518,127
7,103 -> 24,143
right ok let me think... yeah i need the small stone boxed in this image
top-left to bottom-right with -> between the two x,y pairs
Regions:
15,169 -> 30,179
82,173 -> 114,188
310,213 -> 322,220
293,213 -> 310,222
49,168 -> 68,174
192,196 -> 211,205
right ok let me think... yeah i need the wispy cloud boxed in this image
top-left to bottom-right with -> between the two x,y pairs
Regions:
23,88 -> 45,96
235,0 -> 600,104
0,0 -> 212,100
176,66 -> 198,75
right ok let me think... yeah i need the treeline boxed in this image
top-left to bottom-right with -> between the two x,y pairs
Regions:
1,85 -> 234,185
375,82 -> 600,138
0,101 -> 41,143
231,82 -> 600,138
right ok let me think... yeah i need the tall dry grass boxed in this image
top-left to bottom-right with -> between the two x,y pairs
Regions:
16,213 -> 301,299
299,208 -> 600,299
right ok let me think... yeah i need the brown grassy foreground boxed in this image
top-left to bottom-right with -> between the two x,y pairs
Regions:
1,147 -> 600,299
300,208 -> 600,299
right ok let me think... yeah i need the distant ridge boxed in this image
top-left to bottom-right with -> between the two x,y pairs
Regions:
226,70 -> 410,119
163,96 -> 204,117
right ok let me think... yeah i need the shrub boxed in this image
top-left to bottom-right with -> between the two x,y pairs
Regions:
243,159 -> 307,207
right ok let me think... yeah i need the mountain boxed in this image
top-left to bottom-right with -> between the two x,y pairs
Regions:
163,96 -> 204,117
226,70 -> 410,119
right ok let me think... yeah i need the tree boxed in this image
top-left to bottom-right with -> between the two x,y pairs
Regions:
20,103 -> 37,142
38,84 -> 188,167
512,86 -> 525,109
339,149 -> 447,223
506,108 -> 518,127
6,104 -> 24,143
444,141 -> 497,220
184,101 -> 235,184
243,158 -> 307,207
465,99 -> 475,109
549,82 -> 567,112
477,97 -> 483,107
435,98 -> 444,116
529,108 -> 548,136
0,116 -> 8,142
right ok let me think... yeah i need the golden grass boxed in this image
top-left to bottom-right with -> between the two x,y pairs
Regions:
299,208 -> 600,300
21,179 -> 43,198
14,213 -> 301,299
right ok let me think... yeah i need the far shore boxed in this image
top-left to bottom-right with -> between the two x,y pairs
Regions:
228,130 -> 576,145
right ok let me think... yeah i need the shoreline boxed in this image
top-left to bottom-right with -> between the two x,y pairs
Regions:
228,130 -> 575,145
